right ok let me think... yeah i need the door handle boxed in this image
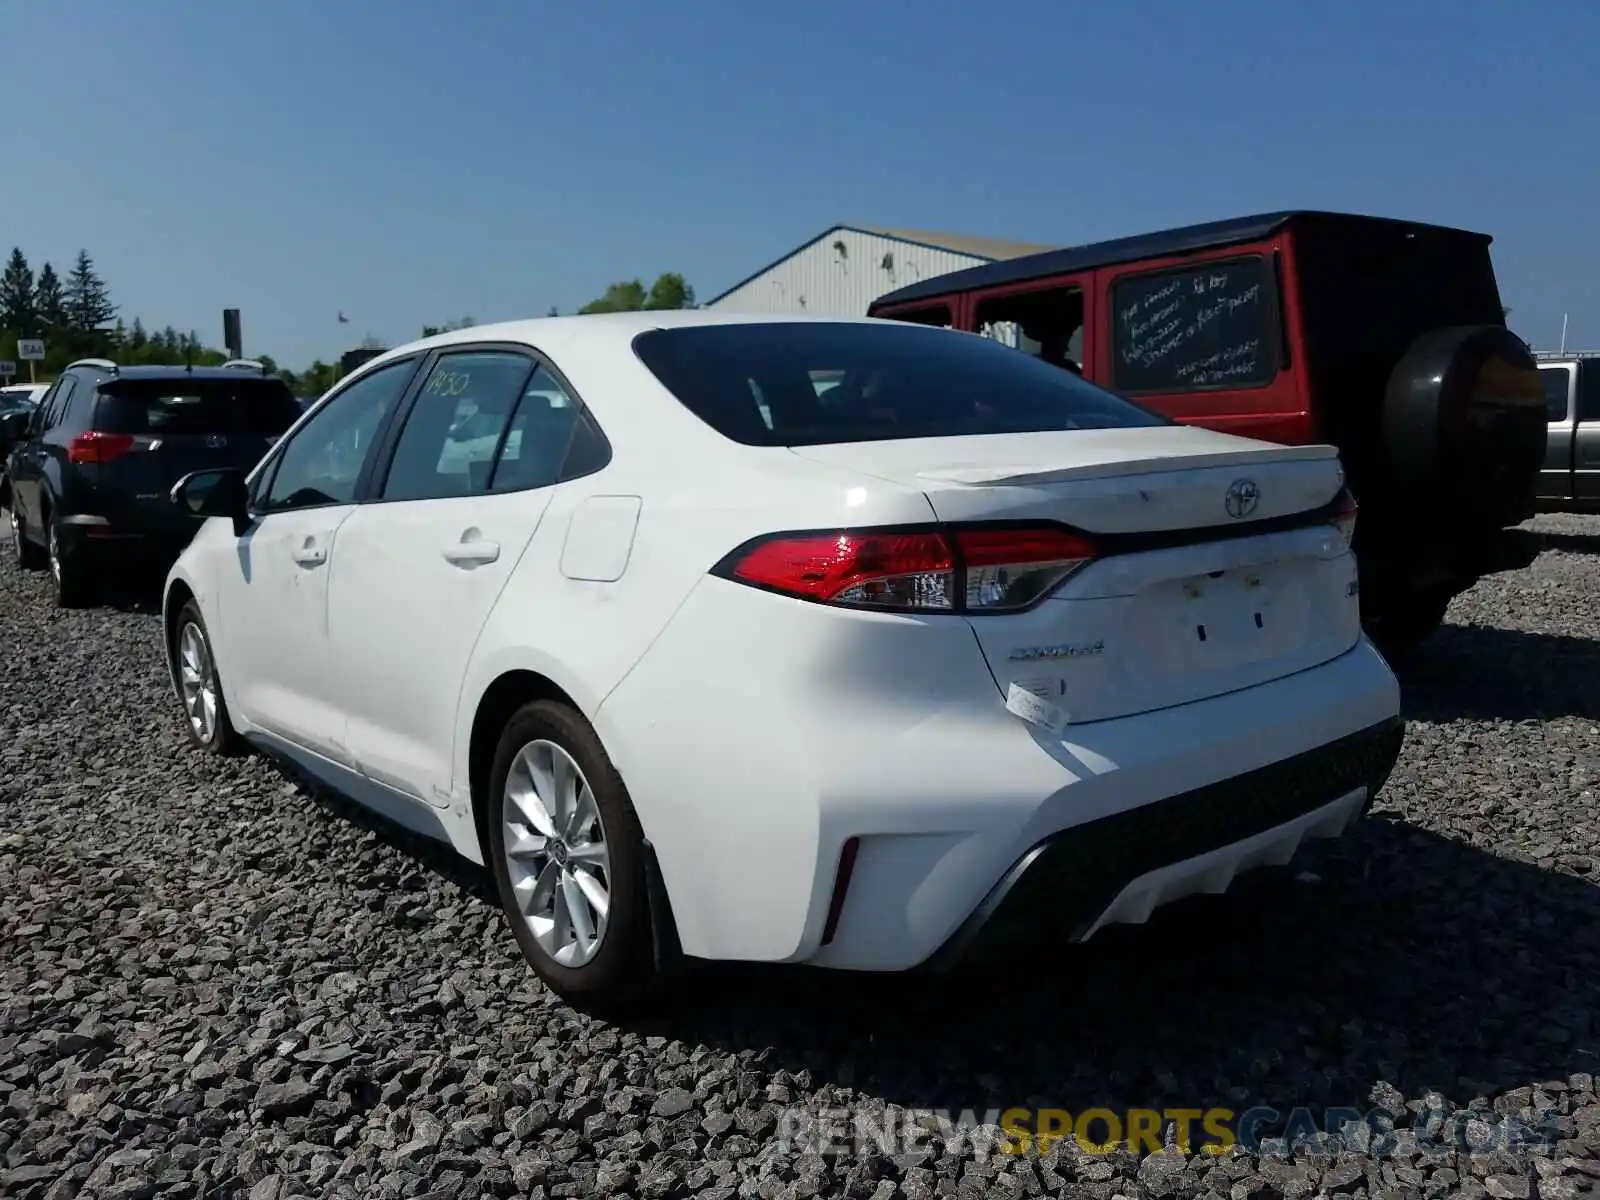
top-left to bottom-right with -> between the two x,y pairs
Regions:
292,543 -> 327,567
443,539 -> 500,567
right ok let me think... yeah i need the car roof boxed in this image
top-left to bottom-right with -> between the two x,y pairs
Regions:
870,209 -> 1494,308
350,308 -> 896,377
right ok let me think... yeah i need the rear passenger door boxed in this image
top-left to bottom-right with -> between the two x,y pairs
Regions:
1573,364 -> 1600,502
1540,364 -> 1575,500
327,346 -> 607,807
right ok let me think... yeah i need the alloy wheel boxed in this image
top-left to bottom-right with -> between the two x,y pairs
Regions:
7,506 -> 19,555
501,738 -> 613,967
47,522 -> 60,586
177,622 -> 219,743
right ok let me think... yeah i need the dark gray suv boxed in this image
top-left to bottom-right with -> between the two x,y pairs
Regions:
4,358 -> 303,607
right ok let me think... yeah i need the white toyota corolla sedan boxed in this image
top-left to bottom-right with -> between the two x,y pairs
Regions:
161,311 -> 1403,1008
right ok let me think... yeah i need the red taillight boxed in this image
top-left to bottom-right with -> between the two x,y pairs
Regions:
729,530 -> 957,610
1330,488 -> 1358,548
67,432 -> 135,464
721,524 -> 1097,614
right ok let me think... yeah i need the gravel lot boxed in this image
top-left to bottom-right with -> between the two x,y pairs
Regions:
3,515 -> 1600,1200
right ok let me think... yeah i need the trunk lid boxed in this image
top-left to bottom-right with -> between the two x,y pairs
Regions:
791,427 -> 1360,724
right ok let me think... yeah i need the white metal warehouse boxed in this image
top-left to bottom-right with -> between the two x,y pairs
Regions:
703,224 -> 1059,317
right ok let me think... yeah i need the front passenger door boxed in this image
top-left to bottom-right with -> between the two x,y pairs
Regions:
214,357 -> 419,762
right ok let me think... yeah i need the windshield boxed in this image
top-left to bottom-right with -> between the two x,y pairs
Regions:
632,322 -> 1168,447
95,378 -> 302,436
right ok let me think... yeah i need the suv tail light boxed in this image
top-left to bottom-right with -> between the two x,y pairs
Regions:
1329,487 -> 1358,548
67,431 -> 136,464
716,525 -> 1098,614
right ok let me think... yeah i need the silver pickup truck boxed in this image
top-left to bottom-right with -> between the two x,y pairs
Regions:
1538,351 -> 1600,511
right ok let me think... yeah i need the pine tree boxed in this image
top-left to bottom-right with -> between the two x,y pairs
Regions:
34,264 -> 67,332
0,248 -> 36,333
64,249 -> 116,332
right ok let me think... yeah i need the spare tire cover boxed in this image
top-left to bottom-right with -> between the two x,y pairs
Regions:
1382,325 -> 1545,528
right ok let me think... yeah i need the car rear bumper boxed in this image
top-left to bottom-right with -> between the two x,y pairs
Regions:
596,578 -> 1404,972
920,716 -> 1402,971
57,515 -> 198,567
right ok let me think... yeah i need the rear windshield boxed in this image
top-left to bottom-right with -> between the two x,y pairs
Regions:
631,321 -> 1168,447
94,378 -> 303,436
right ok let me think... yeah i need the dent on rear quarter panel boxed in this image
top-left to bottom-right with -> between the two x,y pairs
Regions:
559,496 -> 643,582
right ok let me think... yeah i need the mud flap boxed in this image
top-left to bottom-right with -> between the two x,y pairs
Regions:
641,837 -> 688,978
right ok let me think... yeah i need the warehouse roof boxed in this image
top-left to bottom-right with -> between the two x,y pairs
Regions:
704,223 -> 1061,307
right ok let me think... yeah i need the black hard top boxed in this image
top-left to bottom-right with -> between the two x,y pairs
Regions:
870,210 -> 1492,308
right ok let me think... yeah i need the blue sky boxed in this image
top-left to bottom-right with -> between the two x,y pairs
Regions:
3,0 -> 1596,370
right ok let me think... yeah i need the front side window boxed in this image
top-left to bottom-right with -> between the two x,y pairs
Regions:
259,358 -> 416,511
1542,366 -> 1573,422
380,351 -> 532,502
632,320 -> 1167,447
1110,256 -> 1279,394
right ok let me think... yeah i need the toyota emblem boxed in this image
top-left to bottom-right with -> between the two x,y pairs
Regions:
1224,478 -> 1260,520
205,435 -> 227,449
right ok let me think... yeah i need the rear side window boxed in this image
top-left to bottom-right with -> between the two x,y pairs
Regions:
381,351 -> 533,501
631,321 -> 1167,447
1542,366 -> 1572,422
1578,363 -> 1600,424
94,378 -> 302,436
1109,256 -> 1279,394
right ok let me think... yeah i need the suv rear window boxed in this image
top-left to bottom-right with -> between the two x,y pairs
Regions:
631,321 -> 1167,447
94,378 -> 303,436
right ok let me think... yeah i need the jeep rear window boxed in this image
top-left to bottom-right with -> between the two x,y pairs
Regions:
632,321 -> 1168,447
1110,256 -> 1279,394
94,378 -> 303,436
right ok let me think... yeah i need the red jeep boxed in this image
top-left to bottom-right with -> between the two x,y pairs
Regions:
867,210 -> 1546,653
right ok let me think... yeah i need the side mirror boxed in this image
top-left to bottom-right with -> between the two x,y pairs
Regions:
171,468 -> 250,536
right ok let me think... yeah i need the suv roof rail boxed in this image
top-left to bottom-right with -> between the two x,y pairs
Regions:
65,357 -> 119,374
220,358 -> 268,372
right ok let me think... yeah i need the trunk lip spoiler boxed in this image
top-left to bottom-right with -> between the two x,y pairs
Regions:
909,443 -> 1340,487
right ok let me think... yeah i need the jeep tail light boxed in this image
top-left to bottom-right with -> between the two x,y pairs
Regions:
717,525 -> 1097,614
67,432 -> 136,464
1329,488 -> 1358,548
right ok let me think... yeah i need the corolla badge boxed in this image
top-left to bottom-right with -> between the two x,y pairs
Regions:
1224,477 -> 1260,520
1007,640 -> 1105,662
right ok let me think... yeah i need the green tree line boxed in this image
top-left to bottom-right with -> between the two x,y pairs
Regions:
1,245 -> 696,399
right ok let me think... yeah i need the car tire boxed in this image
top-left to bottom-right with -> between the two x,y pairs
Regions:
172,601 -> 242,755
486,699 -> 659,1012
1366,589 -> 1451,660
46,517 -> 93,608
8,503 -> 45,570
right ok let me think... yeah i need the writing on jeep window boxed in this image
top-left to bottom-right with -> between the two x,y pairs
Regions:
1111,257 -> 1277,393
